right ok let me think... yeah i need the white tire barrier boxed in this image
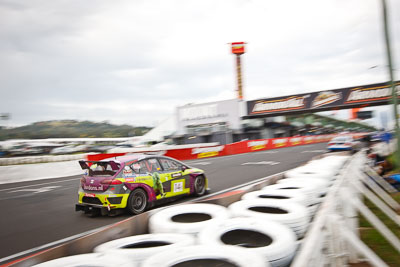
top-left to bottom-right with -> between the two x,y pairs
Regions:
289,155 -> 348,179
277,177 -> 330,198
148,203 -> 230,235
94,233 -> 195,263
313,155 -> 349,170
241,190 -> 308,207
198,217 -> 296,267
261,183 -> 319,207
141,244 -> 269,267
228,199 -> 310,239
32,253 -> 134,267
285,166 -> 335,181
262,181 -> 322,217
304,159 -> 339,173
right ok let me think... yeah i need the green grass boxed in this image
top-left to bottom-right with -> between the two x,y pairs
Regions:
358,193 -> 400,267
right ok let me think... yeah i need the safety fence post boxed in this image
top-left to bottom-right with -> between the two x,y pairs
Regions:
291,151 -> 400,266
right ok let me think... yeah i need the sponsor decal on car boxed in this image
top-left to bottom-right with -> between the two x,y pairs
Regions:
135,177 -> 150,182
84,193 -> 96,197
171,172 -> 182,178
192,146 -> 225,158
125,177 -> 135,182
248,140 -> 267,151
83,184 -> 104,191
123,166 -> 133,176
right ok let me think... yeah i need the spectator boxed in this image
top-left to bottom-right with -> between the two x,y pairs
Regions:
384,173 -> 400,191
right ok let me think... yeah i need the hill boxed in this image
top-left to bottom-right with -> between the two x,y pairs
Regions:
0,120 -> 151,140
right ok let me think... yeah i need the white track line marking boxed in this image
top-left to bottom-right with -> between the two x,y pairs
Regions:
241,161 -> 280,166
0,177 -> 80,192
301,150 -> 326,153
189,162 -> 211,165
8,186 -> 61,194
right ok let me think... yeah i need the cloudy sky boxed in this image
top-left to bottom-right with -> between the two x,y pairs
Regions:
0,0 -> 399,128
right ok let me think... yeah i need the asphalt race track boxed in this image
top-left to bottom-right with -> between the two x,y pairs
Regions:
0,143 -> 330,261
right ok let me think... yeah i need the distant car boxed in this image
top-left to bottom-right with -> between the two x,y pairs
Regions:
86,145 -> 115,153
327,136 -> 361,152
76,154 -> 209,216
50,146 -> 76,155
50,145 -> 88,155
9,146 -> 43,156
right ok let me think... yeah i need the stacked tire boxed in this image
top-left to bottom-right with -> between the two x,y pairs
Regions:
277,178 -> 330,200
142,245 -> 269,267
147,203 -> 297,267
285,155 -> 349,182
93,233 -> 196,263
229,199 -> 310,239
260,182 -> 320,216
198,217 -> 295,267
148,203 -> 230,235
241,189 -> 308,207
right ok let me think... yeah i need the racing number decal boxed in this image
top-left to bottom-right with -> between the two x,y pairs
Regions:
172,180 -> 184,193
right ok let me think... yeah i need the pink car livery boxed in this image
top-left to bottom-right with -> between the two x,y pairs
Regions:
76,154 -> 208,216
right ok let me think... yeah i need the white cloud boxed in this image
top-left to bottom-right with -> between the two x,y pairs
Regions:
0,0 -> 399,128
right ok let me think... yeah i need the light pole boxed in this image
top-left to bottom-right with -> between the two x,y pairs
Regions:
381,0 -> 400,166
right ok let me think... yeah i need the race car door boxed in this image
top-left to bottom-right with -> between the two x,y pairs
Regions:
158,158 -> 190,197
141,158 -> 167,199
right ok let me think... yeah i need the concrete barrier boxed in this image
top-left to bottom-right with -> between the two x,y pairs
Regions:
0,160 -> 82,185
0,154 -> 89,166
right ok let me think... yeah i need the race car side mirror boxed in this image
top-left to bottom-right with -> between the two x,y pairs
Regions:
181,165 -> 188,172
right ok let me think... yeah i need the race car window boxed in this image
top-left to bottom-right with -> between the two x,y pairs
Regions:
159,158 -> 181,171
145,158 -> 162,173
131,161 -> 149,174
84,161 -> 120,177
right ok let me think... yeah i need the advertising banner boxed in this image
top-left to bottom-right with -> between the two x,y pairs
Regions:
247,81 -> 400,117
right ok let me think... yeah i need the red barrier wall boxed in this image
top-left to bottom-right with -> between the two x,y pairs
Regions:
86,133 -> 362,162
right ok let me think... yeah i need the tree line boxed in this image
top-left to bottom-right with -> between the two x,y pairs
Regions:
0,120 -> 151,140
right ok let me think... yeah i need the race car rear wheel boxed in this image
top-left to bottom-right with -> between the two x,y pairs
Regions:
127,188 -> 148,215
194,175 -> 206,196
